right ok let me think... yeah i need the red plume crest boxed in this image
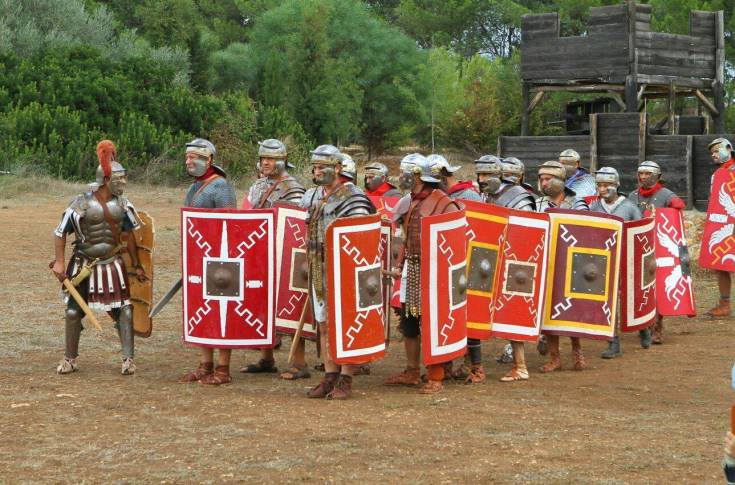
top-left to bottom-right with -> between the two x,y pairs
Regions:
96,140 -> 117,178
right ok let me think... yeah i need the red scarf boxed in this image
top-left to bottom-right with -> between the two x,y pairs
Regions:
721,158 -> 735,171
367,182 -> 396,197
638,181 -> 663,198
196,166 -> 217,182
447,180 -> 477,195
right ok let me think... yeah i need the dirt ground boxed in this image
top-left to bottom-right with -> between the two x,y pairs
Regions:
0,180 -> 733,484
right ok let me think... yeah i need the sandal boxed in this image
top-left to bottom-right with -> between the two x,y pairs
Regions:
500,366 -> 529,382
280,365 -> 311,380
239,358 -> 278,374
198,365 -> 231,385
419,380 -> 443,394
179,362 -> 214,383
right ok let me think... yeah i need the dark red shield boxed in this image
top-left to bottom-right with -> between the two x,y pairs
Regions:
420,210 -> 468,365
655,208 -> 696,316
274,207 -> 316,339
699,167 -> 735,271
489,210 -> 550,342
326,214 -> 387,365
542,209 -> 623,341
620,217 -> 657,332
462,200 -> 510,340
182,208 -> 276,348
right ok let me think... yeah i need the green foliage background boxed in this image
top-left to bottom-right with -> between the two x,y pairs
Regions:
0,0 -> 732,182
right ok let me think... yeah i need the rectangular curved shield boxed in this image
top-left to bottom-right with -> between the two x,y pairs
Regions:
182,208 -> 276,348
489,210 -> 550,342
326,214 -> 387,365
122,210 -> 155,337
620,217 -> 657,332
274,207 -> 316,339
699,168 -> 735,271
542,209 -> 622,341
368,195 -> 401,223
655,208 -> 696,316
421,210 -> 468,365
379,220 -> 392,343
462,200 -> 510,340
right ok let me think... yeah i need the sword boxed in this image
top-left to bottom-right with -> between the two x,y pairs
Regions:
149,278 -> 182,318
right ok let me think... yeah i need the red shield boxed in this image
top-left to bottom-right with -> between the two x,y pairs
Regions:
274,207 -> 316,339
181,208 -> 276,348
655,208 -> 696,316
368,195 -> 401,223
326,214 -> 387,365
542,209 -> 623,341
620,217 -> 657,331
699,168 -> 735,271
421,210 -> 468,365
489,210 -> 550,342
462,200 -> 510,340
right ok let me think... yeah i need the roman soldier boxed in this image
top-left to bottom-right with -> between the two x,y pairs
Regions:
385,153 -> 461,394
535,161 -> 590,373
474,154 -> 536,382
51,140 -> 145,375
704,138 -> 735,317
589,167 -> 646,358
302,145 -> 376,400
241,139 -> 307,379
627,160 -> 685,344
559,148 -> 596,198
178,138 -> 238,385
364,161 -> 401,197
501,157 -> 535,194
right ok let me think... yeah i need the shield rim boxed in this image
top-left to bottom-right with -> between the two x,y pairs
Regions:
620,217 -> 657,331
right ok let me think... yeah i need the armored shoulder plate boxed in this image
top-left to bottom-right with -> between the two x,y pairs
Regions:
567,195 -> 589,211
327,184 -> 376,218
279,175 -> 306,204
567,174 -> 597,199
185,176 -> 237,209
450,188 -> 483,202
495,184 -> 536,211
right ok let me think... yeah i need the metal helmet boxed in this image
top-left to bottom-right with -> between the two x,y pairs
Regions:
399,153 -> 438,183
708,137 -> 733,152
310,144 -> 341,165
364,161 -> 389,191
258,138 -> 293,170
595,166 -> 620,186
501,157 -> 525,184
427,154 -> 461,174
186,138 -> 217,159
338,153 -> 357,180
538,160 -> 566,181
559,149 -> 580,164
638,160 -> 661,176
709,137 -> 734,165
474,155 -> 502,175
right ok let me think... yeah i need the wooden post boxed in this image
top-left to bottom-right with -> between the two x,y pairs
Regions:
496,136 -> 503,157
521,82 -> 530,136
638,112 -> 647,164
667,80 -> 676,135
589,114 -> 598,173
625,75 -> 638,113
625,0 -> 638,113
685,135 -> 694,209
713,10 -> 725,133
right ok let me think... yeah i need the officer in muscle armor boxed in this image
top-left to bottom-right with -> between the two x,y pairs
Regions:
385,153 -> 461,394
560,148 -> 596,198
302,145 -> 376,400
51,140 -> 145,376
363,161 -> 401,197
241,139 -> 308,378
179,138 -> 239,385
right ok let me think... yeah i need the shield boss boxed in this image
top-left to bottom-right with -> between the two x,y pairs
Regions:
468,246 -> 497,293
451,266 -> 468,307
678,245 -> 691,276
504,262 -> 535,296
206,260 -> 241,297
357,266 -> 383,310
571,253 -> 607,296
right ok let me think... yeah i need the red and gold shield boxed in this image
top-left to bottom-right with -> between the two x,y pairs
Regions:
462,200 -> 510,340
326,214 -> 387,365
489,210 -> 550,342
700,168 -> 735,271
420,210 -> 468,365
181,208 -> 276,348
542,209 -> 622,341
274,207 -> 316,338
655,208 -> 696,316
620,217 -> 657,332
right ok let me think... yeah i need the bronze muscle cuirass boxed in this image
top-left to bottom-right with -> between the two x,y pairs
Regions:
76,197 -> 126,258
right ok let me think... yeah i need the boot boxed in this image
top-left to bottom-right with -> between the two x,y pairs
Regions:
121,357 -> 136,376
539,349 -> 561,373
180,362 -> 214,383
639,328 -> 652,349
327,375 -> 353,400
385,367 -> 421,386
601,336 -> 621,359
307,372 -> 339,398
198,365 -> 231,385
464,364 -> 486,384
651,318 -> 663,345
706,299 -> 731,318
572,348 -> 587,371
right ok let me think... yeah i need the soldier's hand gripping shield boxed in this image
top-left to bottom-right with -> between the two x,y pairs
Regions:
462,200 -> 510,340
420,210 -> 468,366
655,208 -> 696,316
181,208 -> 276,348
325,214 -> 387,365
121,210 -> 155,337
620,217 -> 657,332
541,209 -> 623,341
699,168 -> 735,272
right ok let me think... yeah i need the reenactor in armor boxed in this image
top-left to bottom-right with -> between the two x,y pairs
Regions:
474,155 -> 536,382
179,138 -> 239,385
501,157 -> 535,194
363,161 -> 401,197
385,153 -> 461,393
559,148 -> 596,198
302,145 -> 376,400
590,167 -> 648,358
51,140 -> 146,375
535,161 -> 590,373
241,139 -> 308,379
628,160 -> 685,344
339,153 -> 358,183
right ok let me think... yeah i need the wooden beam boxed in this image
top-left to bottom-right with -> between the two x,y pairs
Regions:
638,112 -> 647,164
637,83 -> 647,102
713,10 -> 725,133
531,84 -> 625,93
685,135 -> 694,209
667,80 -> 676,135
589,114 -> 598,173
521,82 -> 530,136
527,91 -> 546,114
694,89 -> 719,116
607,91 -> 627,111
